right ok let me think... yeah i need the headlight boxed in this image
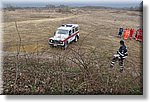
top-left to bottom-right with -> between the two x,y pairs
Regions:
59,41 -> 63,44
49,39 -> 53,43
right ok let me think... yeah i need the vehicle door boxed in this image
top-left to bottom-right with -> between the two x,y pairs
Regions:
71,28 -> 76,42
68,30 -> 72,43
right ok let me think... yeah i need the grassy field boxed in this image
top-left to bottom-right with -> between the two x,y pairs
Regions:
2,8 -> 142,94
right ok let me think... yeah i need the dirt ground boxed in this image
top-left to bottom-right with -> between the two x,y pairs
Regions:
2,8 -> 143,94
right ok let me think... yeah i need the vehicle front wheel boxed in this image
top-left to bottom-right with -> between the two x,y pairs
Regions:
63,42 -> 68,50
49,44 -> 54,48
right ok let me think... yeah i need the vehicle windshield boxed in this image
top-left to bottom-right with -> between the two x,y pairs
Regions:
57,29 -> 68,35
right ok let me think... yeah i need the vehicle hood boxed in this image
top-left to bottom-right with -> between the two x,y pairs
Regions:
52,34 -> 68,41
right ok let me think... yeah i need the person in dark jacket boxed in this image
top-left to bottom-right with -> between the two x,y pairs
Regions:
110,40 -> 128,72
118,27 -> 124,38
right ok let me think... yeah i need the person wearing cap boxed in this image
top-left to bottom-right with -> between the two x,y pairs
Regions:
110,40 -> 128,72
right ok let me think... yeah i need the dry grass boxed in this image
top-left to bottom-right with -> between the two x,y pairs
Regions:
2,8 -> 142,95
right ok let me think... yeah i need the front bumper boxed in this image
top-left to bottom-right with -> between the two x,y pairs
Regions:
49,43 -> 64,46
48,39 -> 64,46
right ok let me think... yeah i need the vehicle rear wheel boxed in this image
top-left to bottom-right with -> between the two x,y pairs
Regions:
74,36 -> 78,42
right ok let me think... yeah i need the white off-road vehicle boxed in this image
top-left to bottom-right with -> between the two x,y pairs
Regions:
48,24 -> 79,49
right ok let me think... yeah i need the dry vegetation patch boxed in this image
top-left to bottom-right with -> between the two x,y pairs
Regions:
2,8 -> 142,94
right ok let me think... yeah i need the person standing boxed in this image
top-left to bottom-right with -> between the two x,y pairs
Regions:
138,29 -> 143,42
124,28 -> 130,40
118,27 -> 124,38
135,28 -> 143,42
130,28 -> 134,40
110,40 -> 128,72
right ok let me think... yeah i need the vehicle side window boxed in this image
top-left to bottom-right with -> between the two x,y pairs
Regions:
69,30 -> 71,36
72,29 -> 75,33
75,27 -> 79,32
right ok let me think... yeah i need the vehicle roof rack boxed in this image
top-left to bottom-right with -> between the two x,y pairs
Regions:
66,24 -> 73,27
61,24 -> 78,28
61,24 -> 65,27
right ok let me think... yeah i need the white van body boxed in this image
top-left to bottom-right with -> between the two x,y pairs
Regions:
48,24 -> 79,49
